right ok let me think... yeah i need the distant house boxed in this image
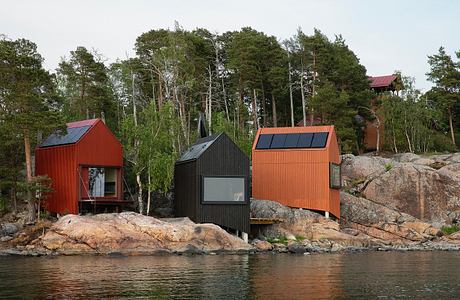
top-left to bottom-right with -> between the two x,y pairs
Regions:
174,132 -> 250,240
35,119 -> 126,215
252,126 -> 341,219
364,74 -> 403,151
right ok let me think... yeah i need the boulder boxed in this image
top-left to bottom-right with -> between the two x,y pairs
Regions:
341,154 -> 393,184
392,153 -> 420,163
252,239 -> 273,251
363,163 -> 460,226
33,212 -> 252,255
1,223 -> 18,236
341,192 -> 441,242
251,199 -> 375,248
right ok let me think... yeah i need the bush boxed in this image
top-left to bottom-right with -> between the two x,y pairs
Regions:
384,163 -> 393,171
431,132 -> 457,152
441,224 -> 459,235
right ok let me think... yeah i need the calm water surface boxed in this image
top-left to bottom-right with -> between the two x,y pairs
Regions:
1,252 -> 460,299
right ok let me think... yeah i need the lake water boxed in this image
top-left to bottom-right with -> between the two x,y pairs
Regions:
1,252 -> 460,299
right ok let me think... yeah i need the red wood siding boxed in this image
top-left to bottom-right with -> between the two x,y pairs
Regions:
35,119 -> 124,215
252,126 -> 341,218
35,145 -> 78,214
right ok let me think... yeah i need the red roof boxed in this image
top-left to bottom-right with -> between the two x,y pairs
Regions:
67,118 -> 100,128
369,75 -> 397,88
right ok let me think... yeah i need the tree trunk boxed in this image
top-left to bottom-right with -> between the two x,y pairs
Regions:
272,94 -> 278,127
448,107 -> 456,145
310,51 -> 317,125
253,89 -> 259,130
287,49 -> 294,127
24,130 -> 35,223
207,66 -> 212,134
222,76 -> 230,122
136,172 -> 143,214
300,59 -> 306,126
147,164 -> 151,216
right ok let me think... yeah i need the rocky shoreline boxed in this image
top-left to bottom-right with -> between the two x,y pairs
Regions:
1,152 -> 460,257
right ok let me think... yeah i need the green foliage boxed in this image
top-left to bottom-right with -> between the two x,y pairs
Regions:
57,46 -> 118,128
385,163 -> 393,172
441,224 -> 459,235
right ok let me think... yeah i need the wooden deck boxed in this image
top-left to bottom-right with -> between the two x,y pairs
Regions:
250,217 -> 285,225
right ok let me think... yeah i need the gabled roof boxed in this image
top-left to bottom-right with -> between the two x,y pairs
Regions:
369,75 -> 398,88
39,119 -> 100,148
177,133 -> 222,163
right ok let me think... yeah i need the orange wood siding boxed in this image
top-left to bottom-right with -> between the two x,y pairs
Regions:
35,145 -> 78,214
252,126 -> 341,218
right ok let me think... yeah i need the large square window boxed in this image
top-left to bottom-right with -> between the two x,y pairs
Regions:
88,167 -> 117,197
203,177 -> 245,203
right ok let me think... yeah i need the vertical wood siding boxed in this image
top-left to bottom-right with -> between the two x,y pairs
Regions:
252,126 -> 341,219
35,145 -> 78,214
174,133 -> 250,233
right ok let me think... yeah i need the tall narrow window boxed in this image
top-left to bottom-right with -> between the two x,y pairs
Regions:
330,163 -> 341,189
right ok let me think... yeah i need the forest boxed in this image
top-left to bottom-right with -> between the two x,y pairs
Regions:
0,24 -> 459,220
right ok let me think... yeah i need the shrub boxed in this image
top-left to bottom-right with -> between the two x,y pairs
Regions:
385,163 -> 393,171
441,224 -> 459,235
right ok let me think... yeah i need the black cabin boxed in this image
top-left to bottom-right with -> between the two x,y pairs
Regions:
174,132 -> 250,234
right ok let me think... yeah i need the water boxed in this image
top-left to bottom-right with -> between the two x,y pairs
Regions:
1,252 -> 460,299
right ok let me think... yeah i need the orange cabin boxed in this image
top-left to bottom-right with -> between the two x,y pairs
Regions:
251,126 -> 341,218
35,119 -> 124,215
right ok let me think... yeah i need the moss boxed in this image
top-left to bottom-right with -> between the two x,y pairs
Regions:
441,224 -> 459,235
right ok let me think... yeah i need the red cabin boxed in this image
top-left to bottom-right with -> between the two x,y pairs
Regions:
35,119 -> 124,214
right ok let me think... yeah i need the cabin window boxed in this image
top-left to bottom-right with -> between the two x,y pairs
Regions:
202,177 -> 245,203
88,167 -> 117,197
329,163 -> 341,189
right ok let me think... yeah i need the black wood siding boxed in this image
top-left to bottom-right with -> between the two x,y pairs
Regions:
174,133 -> 250,233
174,160 -> 197,221
196,134 -> 250,233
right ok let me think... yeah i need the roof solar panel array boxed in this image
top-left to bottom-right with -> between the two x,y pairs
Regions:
40,125 -> 91,148
255,132 -> 329,150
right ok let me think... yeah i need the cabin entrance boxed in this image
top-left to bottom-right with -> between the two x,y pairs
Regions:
78,166 -> 126,214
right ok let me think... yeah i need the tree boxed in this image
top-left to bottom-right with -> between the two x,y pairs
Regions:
426,47 -> 460,146
57,46 -> 117,128
0,37 -> 63,222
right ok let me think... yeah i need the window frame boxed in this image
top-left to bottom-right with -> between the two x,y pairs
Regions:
200,175 -> 248,205
329,162 -> 342,189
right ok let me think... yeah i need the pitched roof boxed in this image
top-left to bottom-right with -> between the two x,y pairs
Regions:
369,75 -> 398,88
177,133 -> 222,163
39,119 -> 100,148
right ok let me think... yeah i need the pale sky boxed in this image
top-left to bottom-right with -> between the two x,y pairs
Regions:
2,0 -> 459,91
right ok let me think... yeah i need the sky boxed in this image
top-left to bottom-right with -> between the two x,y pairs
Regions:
2,0 -> 459,92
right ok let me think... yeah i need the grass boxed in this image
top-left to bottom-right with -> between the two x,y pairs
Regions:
441,224 -> 459,235
384,162 -> 393,172
266,235 -> 306,245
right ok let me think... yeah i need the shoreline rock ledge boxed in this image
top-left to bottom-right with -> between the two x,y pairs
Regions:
16,212 -> 253,256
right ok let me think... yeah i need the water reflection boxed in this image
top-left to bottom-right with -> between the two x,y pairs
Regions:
1,252 -> 460,299
248,254 -> 343,299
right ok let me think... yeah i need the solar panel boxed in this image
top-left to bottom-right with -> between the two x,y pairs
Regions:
284,133 -> 300,148
177,133 -> 221,162
270,134 -> 287,149
311,132 -> 329,148
297,133 -> 313,148
40,126 -> 91,148
255,134 -> 273,149
255,131 -> 329,150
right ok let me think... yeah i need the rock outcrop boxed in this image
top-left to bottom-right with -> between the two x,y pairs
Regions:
340,192 -> 441,242
28,213 -> 252,255
344,153 -> 460,227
